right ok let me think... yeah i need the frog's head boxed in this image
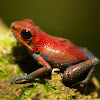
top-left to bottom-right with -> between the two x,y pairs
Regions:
11,19 -> 37,51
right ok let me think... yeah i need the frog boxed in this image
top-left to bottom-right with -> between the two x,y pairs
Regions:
10,19 -> 99,87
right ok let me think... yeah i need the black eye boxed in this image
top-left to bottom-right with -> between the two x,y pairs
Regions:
20,30 -> 33,40
12,26 -> 16,30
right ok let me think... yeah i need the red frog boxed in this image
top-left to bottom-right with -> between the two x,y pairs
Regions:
10,19 -> 99,86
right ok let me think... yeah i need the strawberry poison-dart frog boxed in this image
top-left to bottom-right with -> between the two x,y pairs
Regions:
10,19 -> 99,86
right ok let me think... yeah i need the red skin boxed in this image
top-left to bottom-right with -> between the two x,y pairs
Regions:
10,19 -> 99,86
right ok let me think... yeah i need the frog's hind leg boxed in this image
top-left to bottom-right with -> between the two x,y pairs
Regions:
78,65 -> 96,87
77,47 -> 100,86
62,58 -> 99,87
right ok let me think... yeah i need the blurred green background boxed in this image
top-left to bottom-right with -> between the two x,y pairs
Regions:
0,0 -> 100,85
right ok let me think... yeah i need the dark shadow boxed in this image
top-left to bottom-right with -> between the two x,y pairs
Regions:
12,44 -> 41,74
74,81 -> 96,95
11,44 -> 51,79
63,78 -> 97,95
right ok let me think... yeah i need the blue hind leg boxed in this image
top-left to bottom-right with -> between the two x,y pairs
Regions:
79,47 -> 96,59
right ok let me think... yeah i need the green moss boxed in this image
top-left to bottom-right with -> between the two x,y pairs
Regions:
0,70 -> 10,82
68,96 -> 75,100
0,57 -> 9,65
43,81 -> 51,93
13,80 -> 40,100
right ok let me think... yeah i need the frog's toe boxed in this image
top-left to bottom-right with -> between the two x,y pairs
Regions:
10,77 -> 23,84
10,78 -> 18,84
10,73 -> 28,84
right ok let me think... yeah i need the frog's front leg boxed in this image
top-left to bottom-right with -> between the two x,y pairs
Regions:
63,58 -> 99,87
10,53 -> 52,83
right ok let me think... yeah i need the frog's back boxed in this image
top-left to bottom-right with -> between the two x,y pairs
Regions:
39,36 -> 89,67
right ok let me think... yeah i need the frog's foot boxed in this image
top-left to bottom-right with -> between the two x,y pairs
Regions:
51,68 -> 60,74
10,73 -> 29,84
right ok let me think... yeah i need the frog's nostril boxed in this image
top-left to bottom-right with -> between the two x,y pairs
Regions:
12,26 -> 16,30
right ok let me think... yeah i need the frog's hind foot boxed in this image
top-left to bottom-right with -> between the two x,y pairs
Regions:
10,73 -> 28,84
62,58 -> 99,87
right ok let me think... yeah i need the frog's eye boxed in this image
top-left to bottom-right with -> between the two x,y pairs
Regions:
20,30 -> 33,40
12,26 -> 16,30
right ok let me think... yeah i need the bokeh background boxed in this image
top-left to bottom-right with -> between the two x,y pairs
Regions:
0,0 -> 100,92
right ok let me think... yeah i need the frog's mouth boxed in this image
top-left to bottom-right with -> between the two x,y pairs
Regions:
12,31 -> 21,44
